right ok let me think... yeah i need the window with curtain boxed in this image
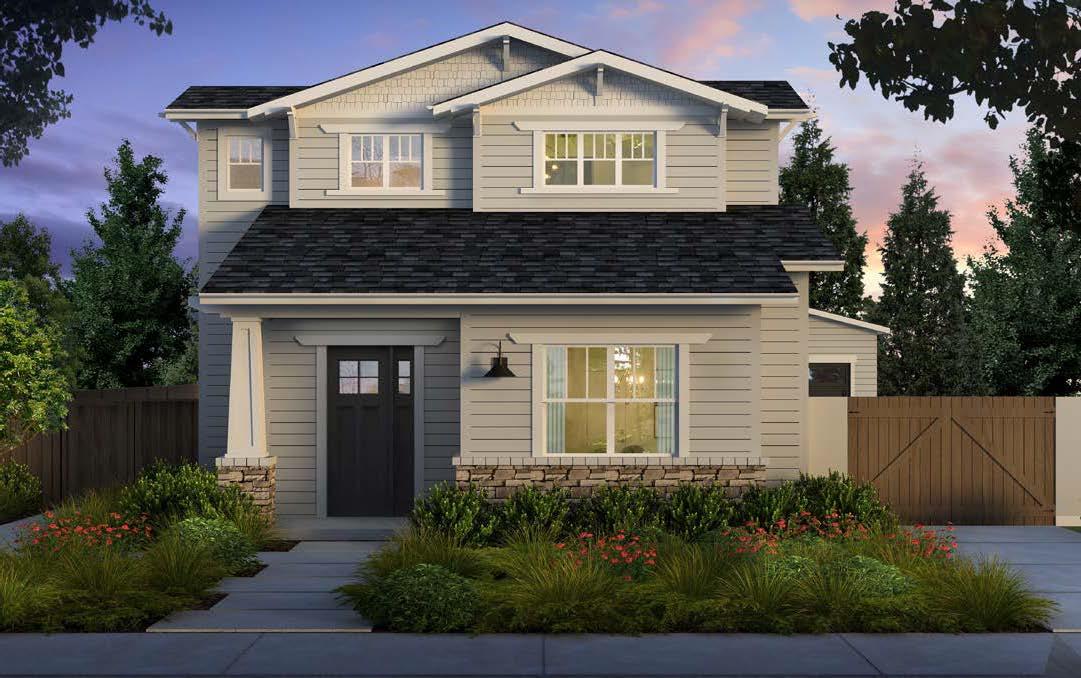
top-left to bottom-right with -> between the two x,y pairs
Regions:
544,345 -> 676,455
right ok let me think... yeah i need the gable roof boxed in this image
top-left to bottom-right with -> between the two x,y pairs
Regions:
242,22 -> 588,118
200,205 -> 838,296
809,308 -> 891,334
429,50 -> 767,119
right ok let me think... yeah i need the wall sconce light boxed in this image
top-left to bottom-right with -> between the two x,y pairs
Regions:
484,340 -> 516,378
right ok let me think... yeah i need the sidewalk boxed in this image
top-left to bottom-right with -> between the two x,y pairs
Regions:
0,632 -> 1074,677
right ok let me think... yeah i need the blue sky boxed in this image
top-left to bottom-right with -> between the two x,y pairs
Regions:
0,0 -> 1029,295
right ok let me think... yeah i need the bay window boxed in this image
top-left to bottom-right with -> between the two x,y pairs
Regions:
543,345 -> 676,455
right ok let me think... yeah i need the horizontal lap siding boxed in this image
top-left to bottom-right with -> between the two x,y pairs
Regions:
264,318 -> 460,516
808,315 -> 879,396
461,308 -> 758,458
197,121 -> 288,463
726,120 -> 778,205
761,273 -> 808,480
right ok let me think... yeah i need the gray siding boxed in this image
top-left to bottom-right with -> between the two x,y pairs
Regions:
460,307 -> 760,458
263,318 -> 460,516
759,273 -> 808,480
808,314 -> 880,397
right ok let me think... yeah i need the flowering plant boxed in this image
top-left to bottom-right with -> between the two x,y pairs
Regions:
887,522 -> 958,560
718,511 -> 873,556
19,510 -> 152,553
556,531 -> 657,581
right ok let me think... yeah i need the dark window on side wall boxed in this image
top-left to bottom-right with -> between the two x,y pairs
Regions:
809,363 -> 851,397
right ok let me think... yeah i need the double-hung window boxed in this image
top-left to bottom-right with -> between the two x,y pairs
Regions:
543,345 -> 676,455
349,133 -> 423,189
543,132 -> 655,187
228,136 -> 263,190
217,127 -> 273,200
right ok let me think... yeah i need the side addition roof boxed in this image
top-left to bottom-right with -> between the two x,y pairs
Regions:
809,308 -> 891,335
700,81 -> 808,110
201,206 -> 839,297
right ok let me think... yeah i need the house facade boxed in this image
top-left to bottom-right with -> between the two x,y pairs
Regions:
163,23 -> 884,519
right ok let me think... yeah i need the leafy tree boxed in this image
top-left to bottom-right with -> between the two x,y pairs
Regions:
1,1 -> 172,166
829,1 -> 1081,142
0,213 -> 69,324
158,315 -> 198,386
68,140 -> 193,388
780,119 -> 868,317
965,129 -> 1081,395
0,280 -> 69,455
870,161 -> 968,395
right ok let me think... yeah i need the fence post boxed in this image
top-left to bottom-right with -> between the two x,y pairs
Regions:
1056,397 -> 1081,526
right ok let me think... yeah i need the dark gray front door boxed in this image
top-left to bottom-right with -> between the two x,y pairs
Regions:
327,347 -> 414,516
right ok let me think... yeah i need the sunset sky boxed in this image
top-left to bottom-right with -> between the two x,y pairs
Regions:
0,0 -> 1030,296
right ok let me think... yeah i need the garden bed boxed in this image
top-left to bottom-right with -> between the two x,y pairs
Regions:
338,479 -> 1057,635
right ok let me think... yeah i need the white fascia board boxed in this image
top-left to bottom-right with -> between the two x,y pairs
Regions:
430,51 -> 769,120
766,109 -> 814,120
809,308 -> 891,335
198,292 -> 799,307
782,260 -> 845,272
246,23 -> 590,119
162,109 -> 247,120
509,331 -> 713,345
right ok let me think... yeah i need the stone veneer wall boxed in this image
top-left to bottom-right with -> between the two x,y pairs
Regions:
453,456 -> 767,500
216,456 -> 277,514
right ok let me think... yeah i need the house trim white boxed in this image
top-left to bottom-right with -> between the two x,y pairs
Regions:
808,308 -> 891,334
782,260 -> 845,272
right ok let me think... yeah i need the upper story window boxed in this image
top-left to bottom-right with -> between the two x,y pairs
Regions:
217,127 -> 273,201
543,132 -> 656,187
349,134 -> 423,190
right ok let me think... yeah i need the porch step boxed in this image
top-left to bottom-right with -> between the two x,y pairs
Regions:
275,516 -> 405,541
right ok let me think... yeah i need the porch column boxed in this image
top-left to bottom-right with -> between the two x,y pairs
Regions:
216,317 -> 276,514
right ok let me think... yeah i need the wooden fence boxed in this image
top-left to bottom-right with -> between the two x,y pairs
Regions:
848,397 -> 1056,525
2,385 -> 198,504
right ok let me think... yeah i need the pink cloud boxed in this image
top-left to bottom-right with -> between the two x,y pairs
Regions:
788,0 -> 894,22
608,0 -> 665,18
657,0 -> 770,70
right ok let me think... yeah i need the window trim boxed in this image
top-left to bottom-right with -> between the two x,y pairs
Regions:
216,126 -> 273,201
808,354 -> 857,397
530,342 -> 691,458
523,130 -> 675,194
327,129 -> 443,196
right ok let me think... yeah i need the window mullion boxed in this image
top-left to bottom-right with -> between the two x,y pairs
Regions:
577,133 -> 584,187
615,133 -> 623,186
606,346 -> 615,455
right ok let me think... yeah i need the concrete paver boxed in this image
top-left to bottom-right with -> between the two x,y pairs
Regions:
842,633 -> 1054,676
212,591 -> 345,610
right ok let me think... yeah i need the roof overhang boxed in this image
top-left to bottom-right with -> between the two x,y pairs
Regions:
809,308 -> 891,335
243,23 -> 589,119
429,50 -> 769,121
197,292 -> 799,307
782,260 -> 844,272
162,109 -> 247,121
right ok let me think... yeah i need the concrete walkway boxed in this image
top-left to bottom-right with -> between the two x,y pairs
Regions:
149,541 -> 380,632
951,526 -> 1081,632
0,513 -> 40,550
0,632 -> 1074,676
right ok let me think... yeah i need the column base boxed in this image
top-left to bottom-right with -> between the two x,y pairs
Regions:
216,456 -> 277,515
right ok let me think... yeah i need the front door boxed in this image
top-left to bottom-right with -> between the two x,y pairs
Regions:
327,347 -> 414,516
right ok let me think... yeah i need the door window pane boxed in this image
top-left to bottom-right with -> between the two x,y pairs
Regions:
338,360 -> 358,394
360,360 -> 379,394
397,359 -> 411,394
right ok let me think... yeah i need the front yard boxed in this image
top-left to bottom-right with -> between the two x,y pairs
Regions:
0,461 -> 282,632
339,479 -> 1057,634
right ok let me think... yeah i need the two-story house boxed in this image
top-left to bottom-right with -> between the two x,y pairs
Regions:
163,22 -> 888,521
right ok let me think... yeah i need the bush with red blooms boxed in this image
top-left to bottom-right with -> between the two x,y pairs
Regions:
556,531 -> 658,581
19,509 -> 152,553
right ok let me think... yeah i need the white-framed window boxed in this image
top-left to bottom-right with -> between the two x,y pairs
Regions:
347,133 -> 423,190
216,127 -> 273,201
541,345 -> 677,455
543,131 -> 656,188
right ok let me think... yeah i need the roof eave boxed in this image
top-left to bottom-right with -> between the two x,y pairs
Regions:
809,308 -> 891,335
197,292 -> 800,308
162,108 -> 248,120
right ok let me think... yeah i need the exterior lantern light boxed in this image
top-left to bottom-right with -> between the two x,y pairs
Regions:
484,340 -> 516,378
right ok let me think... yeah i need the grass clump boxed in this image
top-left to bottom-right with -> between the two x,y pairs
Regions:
919,557 -> 1057,631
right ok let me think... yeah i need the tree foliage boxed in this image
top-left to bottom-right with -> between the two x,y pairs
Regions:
779,119 -> 868,317
870,162 -> 968,395
0,213 -> 69,325
0,0 -> 172,166
829,1 -> 1081,142
964,130 -> 1081,395
0,280 -> 69,455
68,140 -> 194,389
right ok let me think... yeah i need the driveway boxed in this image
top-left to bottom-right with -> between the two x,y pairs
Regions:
952,526 -> 1081,632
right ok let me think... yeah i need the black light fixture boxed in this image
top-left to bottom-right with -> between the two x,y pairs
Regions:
484,340 -> 516,378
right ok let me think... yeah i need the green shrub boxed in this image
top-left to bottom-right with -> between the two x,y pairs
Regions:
0,461 -> 41,523
141,529 -> 226,597
663,485 -> 734,542
340,564 -> 479,632
0,554 -> 59,631
920,558 -> 1056,631
497,485 -> 571,541
362,528 -> 489,580
410,483 -> 497,546
735,482 -> 805,527
572,485 -> 664,536
734,473 -> 894,529
119,462 -> 250,526
838,555 -> 912,597
172,516 -> 258,575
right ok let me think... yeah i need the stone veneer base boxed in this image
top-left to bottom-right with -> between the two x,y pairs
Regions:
453,456 -> 767,500
216,456 -> 277,514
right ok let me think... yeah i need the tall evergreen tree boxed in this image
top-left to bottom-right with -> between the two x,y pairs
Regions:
870,161 -> 968,395
68,140 -> 193,388
965,129 -> 1081,395
779,119 -> 868,317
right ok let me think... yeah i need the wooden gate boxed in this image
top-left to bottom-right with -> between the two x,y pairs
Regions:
848,397 -> 1055,525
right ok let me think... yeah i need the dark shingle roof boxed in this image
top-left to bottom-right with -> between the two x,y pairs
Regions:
167,80 -> 806,111
699,81 -> 808,109
166,86 -> 306,110
201,206 -> 837,295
